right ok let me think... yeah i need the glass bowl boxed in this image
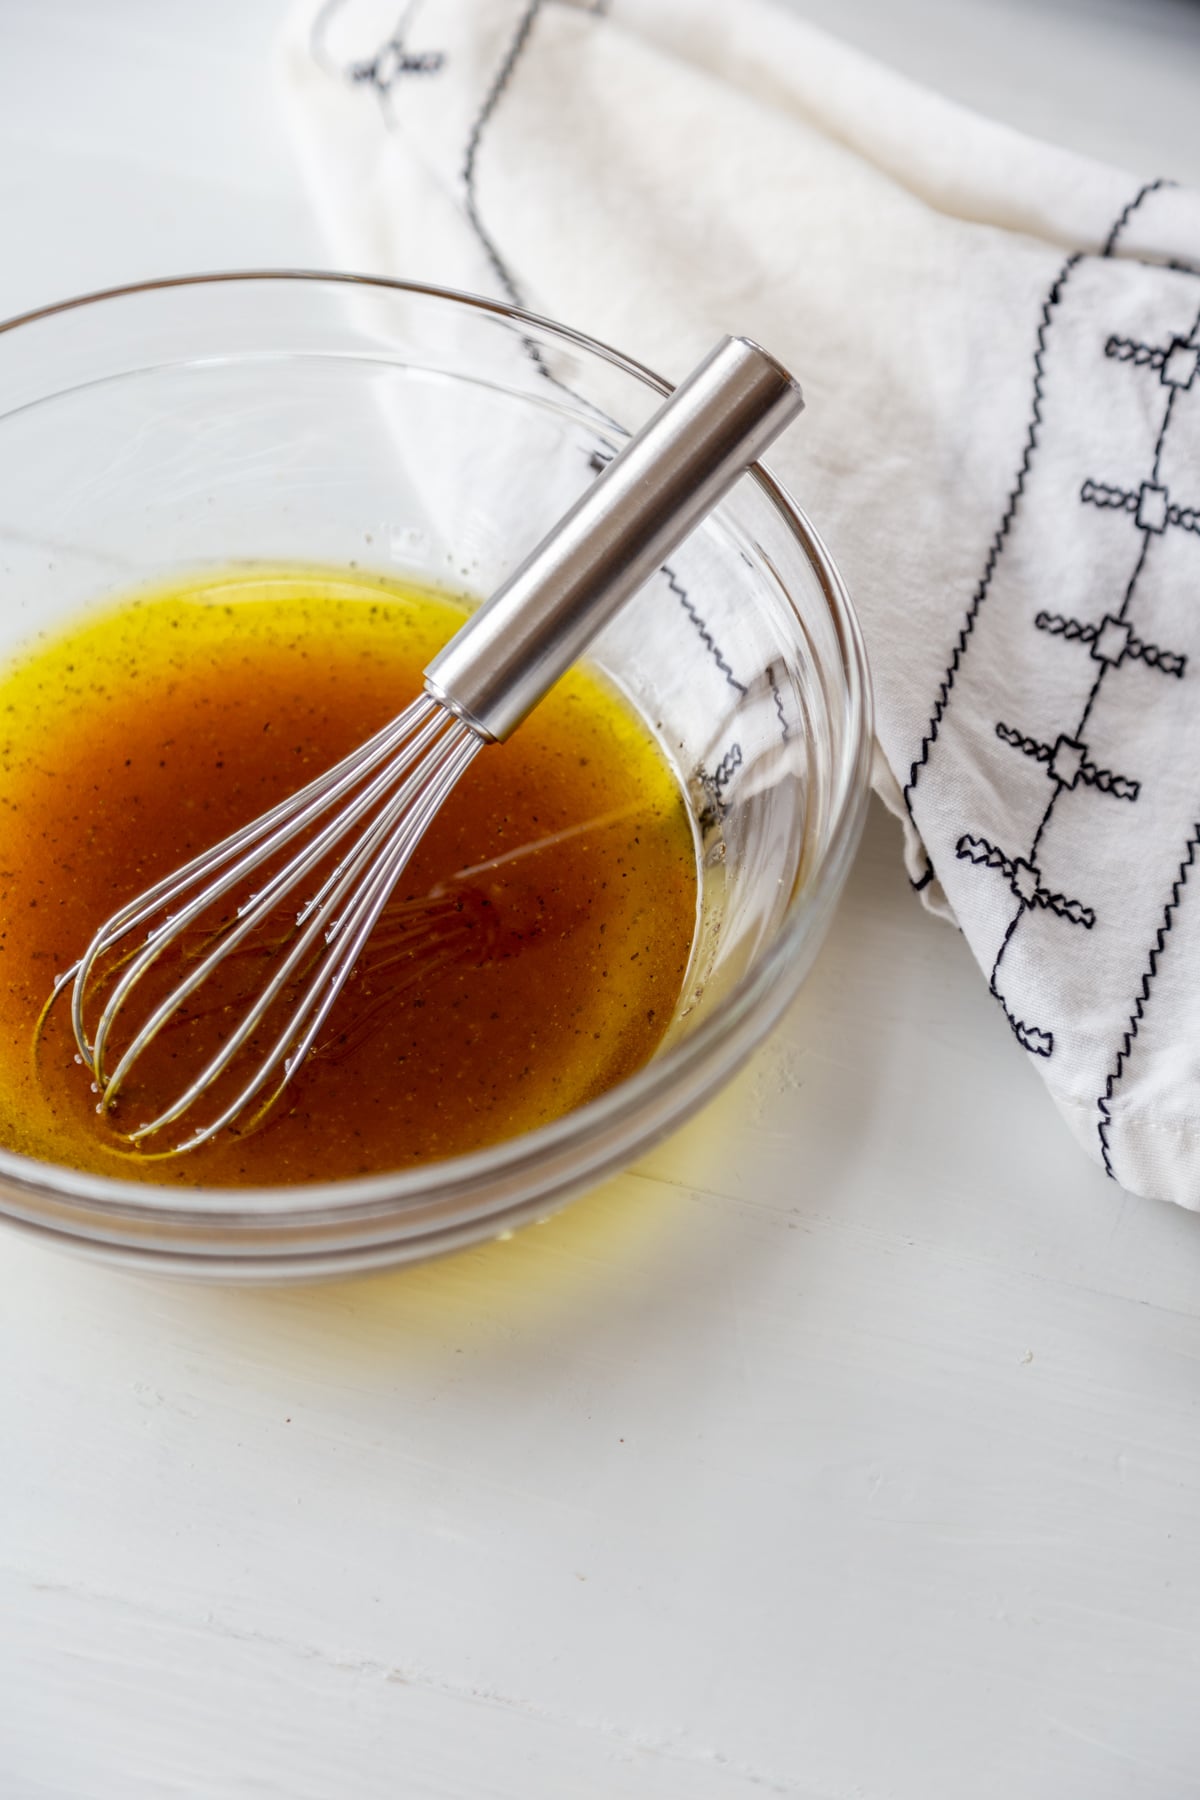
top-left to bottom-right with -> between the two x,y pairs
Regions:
0,273 -> 871,1280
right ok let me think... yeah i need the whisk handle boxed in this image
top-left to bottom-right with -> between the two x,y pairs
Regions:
422,335 -> 804,742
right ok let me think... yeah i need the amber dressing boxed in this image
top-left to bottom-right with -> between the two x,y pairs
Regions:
0,569 -> 697,1187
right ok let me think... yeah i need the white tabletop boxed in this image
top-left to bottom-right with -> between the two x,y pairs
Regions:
4,3 -> 1200,1796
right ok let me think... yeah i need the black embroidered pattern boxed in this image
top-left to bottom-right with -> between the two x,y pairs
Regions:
698,742 -> 743,828
985,902 -> 1056,1055
663,566 -> 747,696
457,0 -> 617,309
1081,290 -> 1200,1175
1101,178 -> 1176,258
974,292 -> 1200,1041
311,0 -> 445,107
1009,1017 -> 1054,1057
1080,475 -> 1200,537
712,743 -> 743,793
995,722 -> 1050,763
1106,334 -> 1166,371
461,0 -> 544,307
1080,477 -> 1135,513
1105,328 -> 1200,389
349,32 -> 443,90
906,254 -> 1090,1058
903,253 -> 1082,808
1098,822 -> 1200,1176
908,177 -> 1200,1123
1022,291 -> 1200,1154
766,663 -> 791,744
994,722 -> 1140,801
1035,610 -> 1186,678
956,835 -> 1095,928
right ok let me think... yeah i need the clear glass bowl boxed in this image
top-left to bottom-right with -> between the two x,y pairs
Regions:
0,273 -> 871,1280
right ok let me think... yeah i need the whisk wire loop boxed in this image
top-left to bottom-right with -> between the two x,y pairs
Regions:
72,694 -> 445,1076
78,694 -> 482,1144
121,714 -> 482,1152
89,697 -> 453,1097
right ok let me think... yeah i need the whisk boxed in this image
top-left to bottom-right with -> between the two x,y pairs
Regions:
66,335 -> 804,1154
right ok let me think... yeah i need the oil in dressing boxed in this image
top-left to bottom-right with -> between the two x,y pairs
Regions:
0,568 -> 698,1187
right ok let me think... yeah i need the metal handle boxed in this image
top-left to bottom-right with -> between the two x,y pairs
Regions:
423,335 -> 804,741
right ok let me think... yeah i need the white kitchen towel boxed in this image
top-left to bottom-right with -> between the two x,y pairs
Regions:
278,0 -> 1200,1206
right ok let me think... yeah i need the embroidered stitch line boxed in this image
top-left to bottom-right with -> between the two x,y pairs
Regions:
1083,290 -> 1200,1175
461,0 -> 545,307
697,742 -> 744,828
1102,178 -> 1176,258
903,255 -> 1082,808
1097,821 -> 1200,1178
766,663 -> 791,744
663,566 -> 747,696
310,0 -> 445,106
950,202 -> 1198,1070
1007,1011 -> 1054,1058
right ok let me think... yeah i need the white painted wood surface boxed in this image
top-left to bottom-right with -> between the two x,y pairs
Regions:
3,2 -> 1200,1794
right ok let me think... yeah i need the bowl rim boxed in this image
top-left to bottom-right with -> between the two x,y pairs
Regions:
0,268 -> 873,1225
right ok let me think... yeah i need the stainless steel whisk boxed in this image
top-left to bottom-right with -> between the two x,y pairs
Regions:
67,336 -> 804,1154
